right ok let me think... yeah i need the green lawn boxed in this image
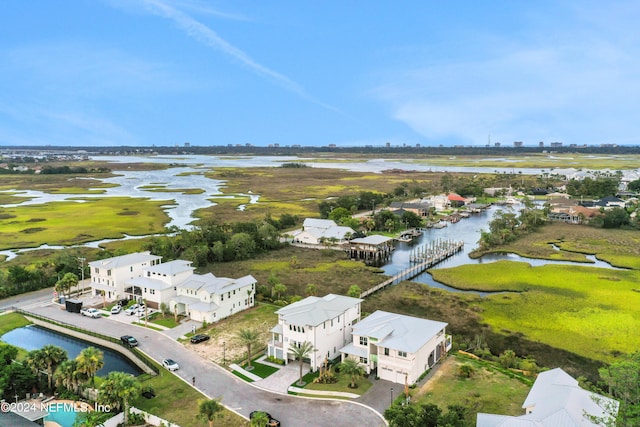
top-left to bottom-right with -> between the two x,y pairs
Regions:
0,312 -> 32,335
240,359 -> 279,378
302,369 -> 373,396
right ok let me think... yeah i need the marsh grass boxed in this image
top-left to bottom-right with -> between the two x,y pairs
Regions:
0,197 -> 170,250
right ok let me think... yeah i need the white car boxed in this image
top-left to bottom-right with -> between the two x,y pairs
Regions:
124,304 -> 140,315
110,305 -> 122,314
80,308 -> 101,318
162,358 -> 179,371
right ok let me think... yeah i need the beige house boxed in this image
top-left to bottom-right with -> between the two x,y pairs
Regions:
89,251 -> 162,301
292,218 -> 355,245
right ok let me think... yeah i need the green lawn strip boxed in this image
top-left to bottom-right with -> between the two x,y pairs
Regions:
0,197 -> 172,250
133,367 -> 247,427
446,263 -> 640,361
148,314 -> 180,328
413,355 -> 531,418
232,371 -> 255,382
240,359 -> 279,378
0,312 -> 32,335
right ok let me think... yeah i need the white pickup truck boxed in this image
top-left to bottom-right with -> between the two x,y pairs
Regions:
80,307 -> 102,318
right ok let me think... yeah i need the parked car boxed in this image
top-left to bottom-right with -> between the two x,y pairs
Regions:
80,308 -> 101,318
110,305 -> 122,314
190,334 -> 210,344
124,304 -> 140,315
120,335 -> 138,347
162,358 -> 179,371
119,298 -> 130,307
249,411 -> 281,427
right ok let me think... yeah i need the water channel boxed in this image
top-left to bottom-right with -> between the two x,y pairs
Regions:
0,325 -> 142,376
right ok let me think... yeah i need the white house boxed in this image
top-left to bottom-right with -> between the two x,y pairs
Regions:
125,260 -> 194,309
340,310 -> 451,385
292,218 -> 355,245
170,272 -> 256,323
476,368 -> 619,427
267,294 -> 363,370
89,252 -> 162,301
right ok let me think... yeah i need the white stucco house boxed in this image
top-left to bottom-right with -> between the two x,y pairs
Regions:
340,310 -> 451,385
267,294 -> 363,370
89,252 -> 256,322
476,367 -> 619,427
292,218 -> 355,245
89,251 -> 162,301
170,273 -> 257,323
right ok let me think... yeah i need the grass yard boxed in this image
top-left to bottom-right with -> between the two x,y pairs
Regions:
0,197 -> 171,250
133,370 -> 248,427
0,312 -> 32,335
413,355 -> 531,419
240,358 -> 279,378
303,370 -> 373,396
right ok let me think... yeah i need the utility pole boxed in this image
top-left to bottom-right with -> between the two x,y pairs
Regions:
78,257 -> 86,297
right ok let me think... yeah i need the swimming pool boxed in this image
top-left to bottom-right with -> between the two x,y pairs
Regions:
44,400 -> 91,427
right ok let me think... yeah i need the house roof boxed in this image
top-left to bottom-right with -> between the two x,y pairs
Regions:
352,310 -> 447,354
126,276 -> 174,291
88,251 -> 161,269
477,368 -> 619,427
178,272 -> 256,294
276,294 -> 362,327
303,218 -> 338,230
294,223 -> 355,241
339,342 -> 369,359
447,193 -> 466,201
145,259 -> 193,275
350,235 -> 393,245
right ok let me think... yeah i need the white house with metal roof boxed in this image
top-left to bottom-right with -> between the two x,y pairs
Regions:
267,294 -> 363,370
124,260 -> 194,309
170,272 -> 256,323
476,367 -> 618,427
292,218 -> 355,245
340,310 -> 451,385
89,251 -> 162,301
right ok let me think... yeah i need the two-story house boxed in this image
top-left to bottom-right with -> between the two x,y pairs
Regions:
340,310 -> 451,384
292,218 -> 355,245
170,272 -> 256,323
267,294 -> 363,371
89,251 -> 162,301
124,259 -> 194,309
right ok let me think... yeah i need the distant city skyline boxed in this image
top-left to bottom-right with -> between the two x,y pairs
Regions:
2,1 -> 640,147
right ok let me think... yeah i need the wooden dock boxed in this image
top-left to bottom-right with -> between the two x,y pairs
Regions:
360,239 -> 464,298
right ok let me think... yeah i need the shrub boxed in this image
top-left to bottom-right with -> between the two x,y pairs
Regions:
458,364 -> 475,378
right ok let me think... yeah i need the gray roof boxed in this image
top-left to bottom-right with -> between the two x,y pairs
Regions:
339,342 -> 368,359
146,259 -> 193,275
477,368 -> 619,427
303,218 -> 338,230
352,310 -> 447,354
350,235 -> 393,245
178,273 -> 256,294
126,276 -> 173,291
276,294 -> 362,327
88,251 -> 161,268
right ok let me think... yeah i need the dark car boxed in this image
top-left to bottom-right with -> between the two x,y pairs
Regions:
120,335 -> 138,347
249,411 -> 281,427
190,334 -> 210,344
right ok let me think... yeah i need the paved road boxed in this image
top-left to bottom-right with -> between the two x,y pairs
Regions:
19,303 -> 387,427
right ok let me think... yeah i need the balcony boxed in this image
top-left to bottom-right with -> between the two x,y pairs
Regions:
445,334 -> 453,352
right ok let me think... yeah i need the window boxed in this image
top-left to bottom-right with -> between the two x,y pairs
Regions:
107,269 -> 112,276
359,337 -> 368,346
130,266 -> 133,272
360,357 -> 368,364
221,294 -> 224,301
150,289 -> 155,295
384,348 -> 389,356
398,351 -> 407,358
233,290 -> 236,295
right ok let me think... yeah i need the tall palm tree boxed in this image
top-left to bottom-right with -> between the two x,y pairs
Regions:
198,399 -> 223,427
289,341 -> 315,386
236,328 -> 260,370
54,359 -> 87,394
339,357 -> 366,388
272,283 -> 287,301
98,371 -> 141,426
27,345 -> 67,390
76,347 -> 104,386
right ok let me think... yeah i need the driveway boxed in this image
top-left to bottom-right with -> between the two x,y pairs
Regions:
22,303 -> 387,427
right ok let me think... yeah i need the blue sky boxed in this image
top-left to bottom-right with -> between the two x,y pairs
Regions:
1,1 -> 640,148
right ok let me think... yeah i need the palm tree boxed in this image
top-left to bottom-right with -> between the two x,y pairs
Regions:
55,272 -> 79,299
98,371 -> 141,426
76,347 -> 104,386
236,328 -> 260,370
289,341 -> 315,386
272,283 -> 287,301
250,411 -> 270,427
339,357 -> 366,388
198,399 -> 223,427
54,359 -> 87,394
27,345 -> 67,390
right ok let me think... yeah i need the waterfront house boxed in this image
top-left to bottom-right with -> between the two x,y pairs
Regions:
89,252 -> 162,301
267,294 -> 363,370
476,367 -> 618,426
340,310 -> 451,385
292,218 -> 355,245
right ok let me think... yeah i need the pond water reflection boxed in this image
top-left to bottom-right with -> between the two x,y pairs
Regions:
1,325 -> 141,376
